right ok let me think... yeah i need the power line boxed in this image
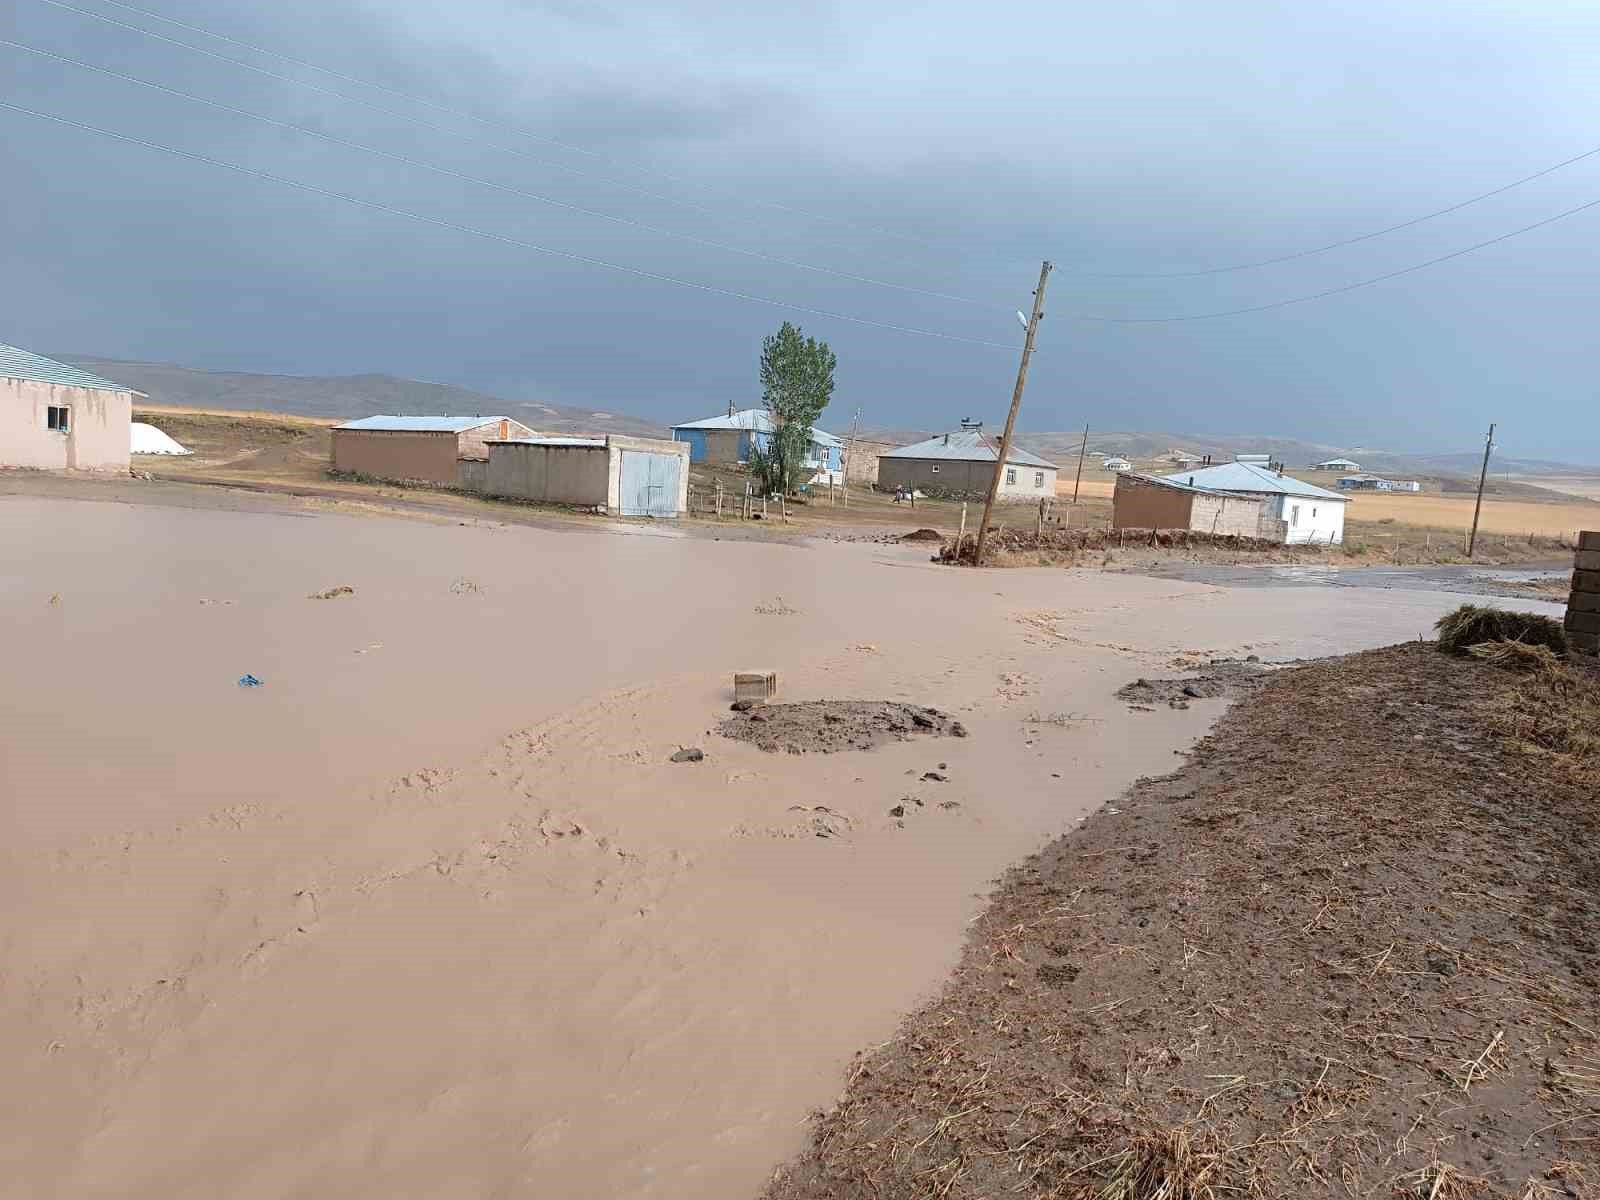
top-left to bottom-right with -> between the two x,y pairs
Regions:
34,0 -> 955,258
0,99 -> 1020,350
1082,142 -> 1600,279
2,37 -> 1003,312
1075,193 -> 1600,323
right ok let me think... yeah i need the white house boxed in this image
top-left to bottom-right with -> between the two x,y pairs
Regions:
1312,457 -> 1362,472
1163,461 -> 1349,545
1101,456 -> 1133,472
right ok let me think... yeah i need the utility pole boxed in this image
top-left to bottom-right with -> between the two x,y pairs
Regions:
1466,422 -> 1495,558
1072,421 -> 1089,503
974,260 -> 1052,566
842,405 -> 862,507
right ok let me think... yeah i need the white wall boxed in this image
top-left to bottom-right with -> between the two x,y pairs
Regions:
1,377 -> 133,471
1277,493 -> 1347,544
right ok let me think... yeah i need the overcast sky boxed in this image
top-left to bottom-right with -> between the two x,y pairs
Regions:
4,0 -> 1600,461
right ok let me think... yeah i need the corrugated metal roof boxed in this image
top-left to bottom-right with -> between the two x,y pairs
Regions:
0,344 -> 139,393
1122,472 -> 1237,498
671,408 -> 843,446
880,431 -> 1058,469
1161,461 -> 1349,501
335,414 -> 507,433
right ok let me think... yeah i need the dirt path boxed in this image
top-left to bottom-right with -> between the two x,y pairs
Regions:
766,644 -> 1600,1199
0,491 -> 1559,1199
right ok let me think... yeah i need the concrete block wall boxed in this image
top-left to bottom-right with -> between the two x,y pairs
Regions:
1569,531 -> 1600,656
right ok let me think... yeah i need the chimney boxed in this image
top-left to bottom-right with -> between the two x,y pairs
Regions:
943,433 -> 950,444
727,402 -> 735,418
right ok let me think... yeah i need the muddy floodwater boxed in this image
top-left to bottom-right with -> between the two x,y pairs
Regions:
0,493 -> 1520,1199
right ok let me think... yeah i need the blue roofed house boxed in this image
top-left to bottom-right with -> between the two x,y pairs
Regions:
671,408 -> 845,485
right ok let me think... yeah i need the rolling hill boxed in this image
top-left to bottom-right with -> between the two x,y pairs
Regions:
60,356 -> 668,439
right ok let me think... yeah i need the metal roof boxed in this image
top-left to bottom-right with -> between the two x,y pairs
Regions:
671,408 -> 843,446
880,430 -> 1058,469
0,344 -> 140,393
335,414 -> 508,433
1121,472 -> 1238,498
1162,461 -> 1349,501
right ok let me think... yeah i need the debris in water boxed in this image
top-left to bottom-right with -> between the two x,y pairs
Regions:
308,585 -> 354,600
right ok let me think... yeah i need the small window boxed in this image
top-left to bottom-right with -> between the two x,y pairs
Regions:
47,405 -> 70,432
1006,468 -> 1017,485
1312,507 -> 1318,518
930,464 -> 940,474
1034,471 -> 1045,488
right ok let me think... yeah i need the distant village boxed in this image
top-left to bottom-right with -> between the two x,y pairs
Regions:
5,337 -> 1433,546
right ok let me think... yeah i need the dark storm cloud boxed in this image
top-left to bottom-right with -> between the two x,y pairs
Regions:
3,0 -> 1599,461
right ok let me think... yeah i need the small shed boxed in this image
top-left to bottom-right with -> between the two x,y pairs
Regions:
1163,461 -> 1350,545
331,414 -> 536,485
0,342 -> 139,472
877,430 -> 1058,500
481,434 -> 689,517
1111,473 -> 1264,536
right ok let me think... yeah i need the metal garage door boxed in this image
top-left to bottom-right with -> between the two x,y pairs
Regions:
618,451 -> 682,517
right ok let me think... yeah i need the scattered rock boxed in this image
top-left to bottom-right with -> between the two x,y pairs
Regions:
889,804 -> 906,818
951,722 -> 969,738
939,800 -> 961,811
669,748 -> 704,763
730,699 -> 764,712
308,585 -> 355,600
922,771 -> 948,782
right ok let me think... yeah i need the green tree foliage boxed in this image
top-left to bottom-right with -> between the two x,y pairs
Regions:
752,321 -> 836,495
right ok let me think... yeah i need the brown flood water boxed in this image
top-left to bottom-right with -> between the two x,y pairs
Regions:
0,494 -> 1502,1199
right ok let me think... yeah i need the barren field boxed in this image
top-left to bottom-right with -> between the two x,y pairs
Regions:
0,482 -> 1541,1200
1342,490 -> 1600,541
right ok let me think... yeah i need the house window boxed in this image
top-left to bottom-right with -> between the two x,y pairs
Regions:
1034,471 -> 1045,488
931,464 -> 940,473
1006,468 -> 1017,485
1312,507 -> 1318,518
46,405 -> 70,432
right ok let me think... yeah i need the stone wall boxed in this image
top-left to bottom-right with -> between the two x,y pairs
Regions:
1567,531 -> 1600,656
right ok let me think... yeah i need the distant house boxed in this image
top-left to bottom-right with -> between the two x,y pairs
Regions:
877,430 -> 1058,500
1,342 -> 139,472
1163,450 -> 1204,467
1112,473 -> 1264,537
671,408 -> 844,484
1338,474 -> 1421,493
1163,461 -> 1349,544
331,414 -> 537,485
1312,457 -> 1362,472
1101,456 -> 1133,472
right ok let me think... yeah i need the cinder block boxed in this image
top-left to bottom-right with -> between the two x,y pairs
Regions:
1568,629 -> 1599,656
1578,530 -> 1600,551
1564,609 -> 1600,635
1576,549 -> 1600,572
1573,569 -> 1600,595
1571,589 -> 1600,613
733,671 -> 778,702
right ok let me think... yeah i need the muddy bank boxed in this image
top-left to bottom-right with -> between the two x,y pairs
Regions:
764,643 -> 1600,1199
718,700 -> 967,754
1115,656 -> 1273,707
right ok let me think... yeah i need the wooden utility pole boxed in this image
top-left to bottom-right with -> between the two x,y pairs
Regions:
974,260 -> 1052,566
1072,422 -> 1089,503
1466,421 -> 1495,558
842,405 -> 861,508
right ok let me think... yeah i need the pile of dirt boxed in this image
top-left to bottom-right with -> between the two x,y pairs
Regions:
1115,657 -> 1274,708
899,528 -> 945,543
718,701 -> 967,754
765,643 -> 1600,1200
